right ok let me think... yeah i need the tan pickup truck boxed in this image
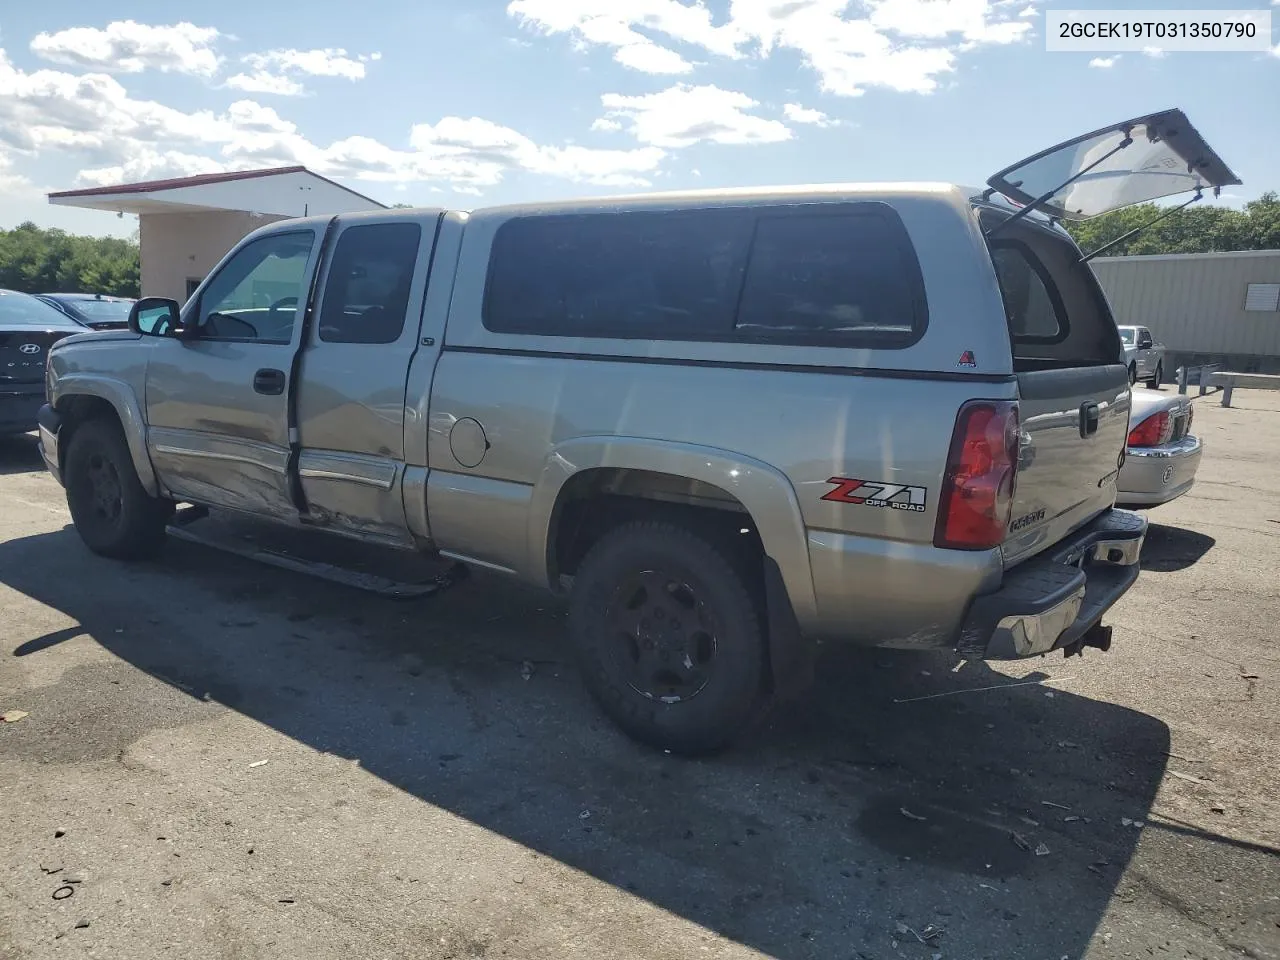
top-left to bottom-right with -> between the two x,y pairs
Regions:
38,109 -> 1239,753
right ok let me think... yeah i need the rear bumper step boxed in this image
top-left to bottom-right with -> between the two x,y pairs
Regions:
959,509 -> 1147,659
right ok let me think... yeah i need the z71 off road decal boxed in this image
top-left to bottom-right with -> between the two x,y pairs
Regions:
822,477 -> 927,512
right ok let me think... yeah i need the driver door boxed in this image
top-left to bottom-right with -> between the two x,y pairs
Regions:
145,227 -> 322,519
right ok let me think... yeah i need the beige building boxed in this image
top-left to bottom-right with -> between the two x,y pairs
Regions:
49,166 -> 385,303
1091,249 -> 1280,374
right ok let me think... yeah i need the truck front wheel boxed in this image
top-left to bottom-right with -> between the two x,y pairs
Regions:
65,418 -> 171,560
568,521 -> 765,755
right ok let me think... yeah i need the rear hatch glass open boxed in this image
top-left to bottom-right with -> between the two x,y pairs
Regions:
987,108 -> 1240,221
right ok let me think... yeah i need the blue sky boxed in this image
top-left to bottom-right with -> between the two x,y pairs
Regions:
1,0 -> 1276,238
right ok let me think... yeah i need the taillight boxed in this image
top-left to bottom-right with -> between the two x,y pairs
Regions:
934,401 -> 1020,550
1127,410 -> 1170,447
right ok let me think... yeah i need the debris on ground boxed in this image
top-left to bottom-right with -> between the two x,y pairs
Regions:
52,886 -> 74,901
520,661 -> 534,681
1034,842 -> 1051,856
899,807 -> 927,822
40,865 -> 63,875
1165,751 -> 1204,763
894,922 -> 944,945
53,829 -> 66,839
1011,831 -> 1031,851
74,920 -> 90,929
578,810 -> 591,820
1041,800 -> 1071,811
247,760 -> 268,769
1019,816 -> 1041,827
1,710 -> 29,723
1169,770 -> 1210,785
1120,818 -> 1145,829
1063,815 -> 1088,823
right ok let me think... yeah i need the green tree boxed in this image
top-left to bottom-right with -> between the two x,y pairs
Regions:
0,222 -> 140,297
1066,191 -> 1280,257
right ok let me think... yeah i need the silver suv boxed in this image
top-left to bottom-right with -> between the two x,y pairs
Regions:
38,110 -> 1239,753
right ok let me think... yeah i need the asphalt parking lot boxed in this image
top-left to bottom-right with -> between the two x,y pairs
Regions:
2,390 -> 1278,960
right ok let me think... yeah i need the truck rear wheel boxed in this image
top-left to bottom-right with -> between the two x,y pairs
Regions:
1128,363 -> 1138,387
1145,362 -> 1163,389
568,521 -> 765,755
65,418 -> 170,560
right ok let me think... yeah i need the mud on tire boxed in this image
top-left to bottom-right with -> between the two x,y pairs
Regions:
568,520 -> 766,755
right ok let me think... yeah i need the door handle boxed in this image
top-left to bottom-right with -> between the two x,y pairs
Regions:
1079,401 -> 1101,438
253,368 -> 286,395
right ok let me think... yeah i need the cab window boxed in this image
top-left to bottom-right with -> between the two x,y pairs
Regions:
196,232 -> 314,343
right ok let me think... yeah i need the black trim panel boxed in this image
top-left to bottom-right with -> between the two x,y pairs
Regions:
441,344 -> 1017,384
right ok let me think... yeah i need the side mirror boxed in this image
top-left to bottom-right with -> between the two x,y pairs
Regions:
129,297 -> 182,338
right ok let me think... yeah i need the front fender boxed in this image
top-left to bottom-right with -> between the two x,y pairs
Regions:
52,374 -> 159,497
527,436 -> 818,626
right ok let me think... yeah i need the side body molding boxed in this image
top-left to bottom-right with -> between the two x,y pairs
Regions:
52,374 -> 159,496
527,436 -> 819,627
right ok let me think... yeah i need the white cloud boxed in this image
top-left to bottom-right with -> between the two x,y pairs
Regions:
1142,46 -> 1166,58
227,48 -> 377,96
0,48 -> 664,193
1018,5 -> 1036,17
30,20 -> 221,76
591,117 -> 624,132
226,71 -> 306,96
508,0 -> 740,75
507,0 -> 1031,95
783,103 -> 836,126
244,48 -> 369,81
598,84 -> 791,148
1089,56 -> 1119,68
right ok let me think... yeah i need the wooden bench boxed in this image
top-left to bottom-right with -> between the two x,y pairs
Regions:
1208,372 -> 1280,408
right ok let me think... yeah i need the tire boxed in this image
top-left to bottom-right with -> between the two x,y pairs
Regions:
64,418 -> 170,560
568,521 -> 765,755
1128,363 -> 1138,387
1145,363 -> 1162,390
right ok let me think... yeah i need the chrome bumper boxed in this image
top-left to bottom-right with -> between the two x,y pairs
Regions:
1116,435 -> 1202,507
959,509 -> 1147,659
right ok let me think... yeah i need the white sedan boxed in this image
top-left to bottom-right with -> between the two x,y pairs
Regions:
1116,388 -> 1202,508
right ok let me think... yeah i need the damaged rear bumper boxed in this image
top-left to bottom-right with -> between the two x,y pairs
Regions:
959,509 -> 1147,659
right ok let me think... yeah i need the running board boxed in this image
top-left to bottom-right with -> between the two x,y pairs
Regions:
165,524 -> 469,599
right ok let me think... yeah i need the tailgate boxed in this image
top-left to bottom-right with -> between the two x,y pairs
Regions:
1005,365 -> 1129,566
977,205 -> 1129,568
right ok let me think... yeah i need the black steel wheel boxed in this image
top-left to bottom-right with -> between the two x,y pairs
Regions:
569,521 -> 765,755
65,418 -> 170,559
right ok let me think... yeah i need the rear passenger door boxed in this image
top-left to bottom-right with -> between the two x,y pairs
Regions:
294,214 -> 439,546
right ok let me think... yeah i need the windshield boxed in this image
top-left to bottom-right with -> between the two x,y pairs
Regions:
71,298 -> 134,322
0,290 -> 86,330
1118,328 -> 1136,345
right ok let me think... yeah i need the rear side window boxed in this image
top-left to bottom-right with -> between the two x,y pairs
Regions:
736,212 -> 924,344
484,208 -> 751,338
319,223 -> 422,344
483,203 -> 927,347
988,241 -> 1065,343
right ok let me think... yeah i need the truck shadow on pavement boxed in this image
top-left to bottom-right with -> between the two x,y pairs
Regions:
0,433 -> 44,476
2,526 -> 1174,960
1139,522 -> 1216,573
